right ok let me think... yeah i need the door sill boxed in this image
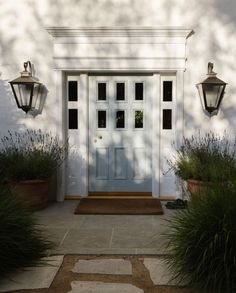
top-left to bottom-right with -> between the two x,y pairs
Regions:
88,192 -> 152,199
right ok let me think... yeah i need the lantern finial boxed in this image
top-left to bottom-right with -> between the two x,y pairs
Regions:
208,62 -> 215,75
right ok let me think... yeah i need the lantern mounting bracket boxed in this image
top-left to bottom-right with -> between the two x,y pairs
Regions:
21,61 -> 32,77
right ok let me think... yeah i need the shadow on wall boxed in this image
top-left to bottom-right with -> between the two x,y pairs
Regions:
0,1 -> 55,132
0,0 -> 236,136
183,0 -> 236,136
0,77 -> 24,132
215,0 -> 236,23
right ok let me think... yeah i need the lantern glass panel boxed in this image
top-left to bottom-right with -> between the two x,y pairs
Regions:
12,83 -> 34,108
31,83 -> 41,110
203,84 -> 224,109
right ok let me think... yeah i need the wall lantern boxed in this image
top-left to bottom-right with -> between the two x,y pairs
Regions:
9,61 -> 42,113
197,62 -> 227,115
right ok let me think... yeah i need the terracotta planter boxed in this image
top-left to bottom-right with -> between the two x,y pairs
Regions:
8,179 -> 50,211
187,179 -> 211,197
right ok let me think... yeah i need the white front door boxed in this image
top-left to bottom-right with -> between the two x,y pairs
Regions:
88,75 -> 153,192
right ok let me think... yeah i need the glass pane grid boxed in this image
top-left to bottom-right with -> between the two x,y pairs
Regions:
97,110 -> 107,128
135,82 -> 144,100
134,110 -> 144,129
163,109 -> 172,129
68,81 -> 78,101
163,81 -> 172,102
116,110 -> 125,128
68,109 -> 78,129
116,82 -> 125,101
97,83 -> 107,101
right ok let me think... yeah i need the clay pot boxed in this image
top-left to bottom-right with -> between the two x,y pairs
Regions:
9,179 -> 50,211
187,179 -> 211,197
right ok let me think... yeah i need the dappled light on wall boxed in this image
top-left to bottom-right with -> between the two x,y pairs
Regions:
197,62 -> 227,116
9,61 -> 46,115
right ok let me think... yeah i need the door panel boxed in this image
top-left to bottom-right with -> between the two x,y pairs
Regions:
133,148 -> 146,179
89,75 -> 153,192
114,147 -> 128,179
96,148 -> 109,179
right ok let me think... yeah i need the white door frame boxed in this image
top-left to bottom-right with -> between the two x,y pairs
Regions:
47,27 -> 193,201
63,71 -> 180,199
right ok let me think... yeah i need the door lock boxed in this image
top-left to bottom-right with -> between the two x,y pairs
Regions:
99,135 -> 102,139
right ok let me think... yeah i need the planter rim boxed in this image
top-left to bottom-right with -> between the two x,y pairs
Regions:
187,179 -> 210,184
7,178 -> 51,184
187,179 -> 227,183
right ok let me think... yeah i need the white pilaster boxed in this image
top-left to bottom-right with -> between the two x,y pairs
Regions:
79,74 -> 89,196
54,70 -> 66,201
152,74 -> 161,197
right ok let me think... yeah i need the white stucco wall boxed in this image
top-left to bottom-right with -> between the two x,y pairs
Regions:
0,0 -> 236,199
0,0 -> 235,137
0,0 -> 236,135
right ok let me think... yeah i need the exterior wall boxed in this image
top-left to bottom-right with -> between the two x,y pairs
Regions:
0,0 -> 235,136
0,0 -> 236,197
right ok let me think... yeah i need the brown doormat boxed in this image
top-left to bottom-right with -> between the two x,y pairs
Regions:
74,198 -> 164,215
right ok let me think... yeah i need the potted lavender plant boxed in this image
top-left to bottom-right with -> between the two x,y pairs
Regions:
0,129 -> 68,210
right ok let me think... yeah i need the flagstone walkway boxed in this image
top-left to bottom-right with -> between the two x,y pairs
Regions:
0,200 -> 200,292
0,255 -> 200,293
34,200 -> 173,255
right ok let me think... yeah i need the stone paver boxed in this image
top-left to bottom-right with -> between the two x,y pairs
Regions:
34,201 -> 174,255
143,258 -> 187,286
0,255 -> 64,292
72,259 -> 132,275
68,281 -> 144,293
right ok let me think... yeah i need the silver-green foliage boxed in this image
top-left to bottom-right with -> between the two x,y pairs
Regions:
164,184 -> 236,293
168,132 -> 236,182
0,187 -> 53,278
0,129 -> 68,181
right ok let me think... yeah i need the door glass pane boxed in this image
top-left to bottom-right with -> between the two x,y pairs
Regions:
98,110 -> 106,128
68,81 -> 78,101
163,109 -> 172,129
163,81 -> 172,101
68,109 -> 78,129
135,83 -> 144,100
135,110 -> 143,128
116,110 -> 125,128
116,83 -> 125,100
98,83 -> 106,100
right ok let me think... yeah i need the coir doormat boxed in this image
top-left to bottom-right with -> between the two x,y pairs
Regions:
74,198 -> 164,215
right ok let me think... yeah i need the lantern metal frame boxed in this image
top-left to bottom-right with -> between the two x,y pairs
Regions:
197,62 -> 227,115
9,61 -> 42,113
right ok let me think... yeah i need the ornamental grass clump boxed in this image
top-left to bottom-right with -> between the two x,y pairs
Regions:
0,187 -> 53,278
168,132 -> 236,182
164,183 -> 236,293
0,129 -> 68,181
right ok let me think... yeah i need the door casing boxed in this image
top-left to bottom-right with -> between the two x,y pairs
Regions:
65,71 -> 179,199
